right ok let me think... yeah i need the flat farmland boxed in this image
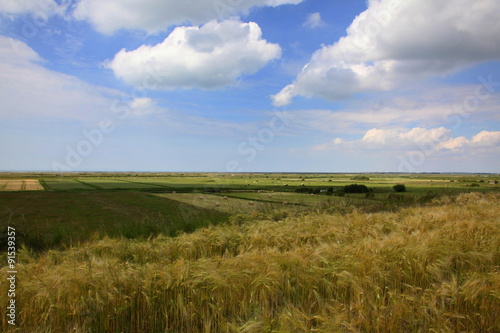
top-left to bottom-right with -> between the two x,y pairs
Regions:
0,172 -> 498,333
0,179 -> 44,191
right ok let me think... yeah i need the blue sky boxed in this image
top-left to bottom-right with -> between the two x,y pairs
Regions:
0,0 -> 499,173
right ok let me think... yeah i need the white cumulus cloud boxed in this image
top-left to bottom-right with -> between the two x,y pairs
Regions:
273,0 -> 500,106
360,127 -> 451,147
314,127 -> 500,157
73,0 -> 304,35
436,131 -> 500,151
107,19 -> 281,90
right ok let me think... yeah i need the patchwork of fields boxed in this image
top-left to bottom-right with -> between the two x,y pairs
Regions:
0,173 -> 498,193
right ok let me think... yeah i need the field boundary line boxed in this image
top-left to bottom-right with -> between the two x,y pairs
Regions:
115,179 -> 169,188
215,193 -> 306,206
74,179 -> 102,190
38,179 -> 49,190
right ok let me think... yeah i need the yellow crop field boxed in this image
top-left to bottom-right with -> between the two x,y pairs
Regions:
2,180 -> 23,191
24,179 -> 44,190
0,179 -> 44,191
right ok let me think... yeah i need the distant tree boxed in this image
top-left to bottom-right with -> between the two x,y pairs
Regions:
392,184 -> 406,192
351,175 -> 369,180
344,184 -> 370,193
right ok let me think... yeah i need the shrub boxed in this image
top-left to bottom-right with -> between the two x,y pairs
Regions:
344,184 -> 370,193
392,184 -> 406,192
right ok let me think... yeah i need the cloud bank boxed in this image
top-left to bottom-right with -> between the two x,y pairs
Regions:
314,127 -> 500,156
273,0 -> 500,105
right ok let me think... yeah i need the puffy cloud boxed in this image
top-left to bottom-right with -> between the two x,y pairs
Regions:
107,20 -> 281,90
303,12 -> 326,29
470,130 -> 500,147
361,127 -> 451,146
73,0 -> 304,35
273,0 -> 500,105
435,137 -> 469,151
314,127 -> 500,156
436,131 -> 500,151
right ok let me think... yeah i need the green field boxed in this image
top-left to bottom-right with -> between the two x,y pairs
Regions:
0,190 -> 229,251
42,179 -> 95,190
0,172 -> 499,332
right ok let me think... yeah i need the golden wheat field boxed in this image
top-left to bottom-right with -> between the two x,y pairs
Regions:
1,192 -> 499,332
0,179 -> 44,191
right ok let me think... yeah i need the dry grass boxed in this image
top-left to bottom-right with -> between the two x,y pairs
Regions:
1,192 -> 499,332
